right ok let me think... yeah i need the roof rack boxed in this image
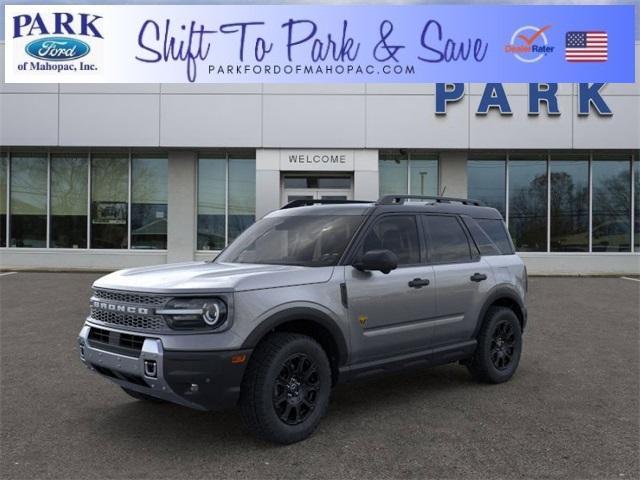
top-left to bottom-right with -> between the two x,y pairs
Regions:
377,195 -> 484,206
281,199 -> 373,209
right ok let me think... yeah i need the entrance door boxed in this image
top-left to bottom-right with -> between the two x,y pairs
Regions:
282,176 -> 353,205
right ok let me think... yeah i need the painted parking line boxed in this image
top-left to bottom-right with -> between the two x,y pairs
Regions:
0,272 -> 18,277
620,277 -> 640,282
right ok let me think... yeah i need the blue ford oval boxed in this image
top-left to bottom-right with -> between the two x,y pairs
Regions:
25,37 -> 90,62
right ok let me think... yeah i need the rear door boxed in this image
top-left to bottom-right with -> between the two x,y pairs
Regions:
422,214 -> 493,348
345,214 -> 437,363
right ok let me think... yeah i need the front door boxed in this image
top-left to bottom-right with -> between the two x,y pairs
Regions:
282,175 -> 353,205
345,214 -> 438,364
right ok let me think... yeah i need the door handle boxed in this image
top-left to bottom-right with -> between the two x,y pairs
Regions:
408,278 -> 430,288
470,273 -> 487,282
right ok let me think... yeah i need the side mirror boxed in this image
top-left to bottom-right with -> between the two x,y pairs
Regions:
353,249 -> 398,274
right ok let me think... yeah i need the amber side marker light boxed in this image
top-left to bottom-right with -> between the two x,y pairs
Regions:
231,354 -> 247,364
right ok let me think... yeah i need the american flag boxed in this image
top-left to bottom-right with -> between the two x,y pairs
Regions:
565,31 -> 608,62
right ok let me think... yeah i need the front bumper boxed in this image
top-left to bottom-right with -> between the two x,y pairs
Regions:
78,324 -> 252,411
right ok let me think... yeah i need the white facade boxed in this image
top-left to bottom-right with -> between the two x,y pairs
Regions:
1,42 -> 639,274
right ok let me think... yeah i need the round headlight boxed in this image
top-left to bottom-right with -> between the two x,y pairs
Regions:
203,300 -> 227,327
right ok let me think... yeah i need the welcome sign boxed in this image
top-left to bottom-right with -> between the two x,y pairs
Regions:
3,4 -> 636,83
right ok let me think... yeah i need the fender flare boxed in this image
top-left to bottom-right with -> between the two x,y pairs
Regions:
241,306 -> 349,366
473,285 -> 527,337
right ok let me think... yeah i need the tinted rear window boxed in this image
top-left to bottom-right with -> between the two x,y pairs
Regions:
423,215 -> 472,264
475,218 -> 515,254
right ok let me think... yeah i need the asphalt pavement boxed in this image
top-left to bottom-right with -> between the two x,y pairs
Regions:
0,273 -> 638,479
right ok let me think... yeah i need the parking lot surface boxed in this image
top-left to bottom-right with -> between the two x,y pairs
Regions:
1,273 -> 638,480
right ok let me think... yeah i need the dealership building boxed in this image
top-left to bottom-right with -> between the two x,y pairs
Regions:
0,42 -> 638,274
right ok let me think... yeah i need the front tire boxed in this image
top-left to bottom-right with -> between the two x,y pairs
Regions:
239,333 -> 332,444
467,307 -> 522,384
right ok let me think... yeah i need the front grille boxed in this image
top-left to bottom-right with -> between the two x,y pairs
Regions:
90,307 -> 166,331
93,289 -> 167,306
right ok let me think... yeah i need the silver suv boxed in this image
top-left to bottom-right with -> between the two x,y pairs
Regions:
78,195 -> 527,444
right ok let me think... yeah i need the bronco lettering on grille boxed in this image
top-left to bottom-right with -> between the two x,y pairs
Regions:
92,301 -> 151,315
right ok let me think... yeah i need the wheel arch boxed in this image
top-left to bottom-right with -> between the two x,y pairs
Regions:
474,286 -> 527,338
241,307 -> 349,385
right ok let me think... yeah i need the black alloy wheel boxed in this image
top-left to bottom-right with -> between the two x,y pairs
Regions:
490,320 -> 516,370
273,353 -> 321,425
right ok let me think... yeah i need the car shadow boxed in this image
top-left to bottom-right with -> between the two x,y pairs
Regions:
87,363 -> 479,450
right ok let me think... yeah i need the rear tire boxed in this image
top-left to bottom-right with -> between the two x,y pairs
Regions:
467,307 -> 522,384
239,333 -> 332,444
121,387 -> 165,403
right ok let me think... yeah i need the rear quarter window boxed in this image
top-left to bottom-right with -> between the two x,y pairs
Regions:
475,218 -> 515,255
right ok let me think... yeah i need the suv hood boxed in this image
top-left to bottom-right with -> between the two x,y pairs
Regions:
93,261 -> 335,293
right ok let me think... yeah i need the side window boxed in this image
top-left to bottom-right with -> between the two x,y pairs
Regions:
423,215 -> 472,264
360,216 -> 420,265
476,218 -> 515,254
462,217 -> 501,256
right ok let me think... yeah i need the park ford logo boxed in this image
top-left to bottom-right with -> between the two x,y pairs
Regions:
26,37 -> 90,61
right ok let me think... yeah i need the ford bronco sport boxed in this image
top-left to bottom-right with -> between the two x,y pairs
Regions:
78,195 -> 527,444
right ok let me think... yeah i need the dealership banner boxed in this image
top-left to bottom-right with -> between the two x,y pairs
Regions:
3,4 -> 636,83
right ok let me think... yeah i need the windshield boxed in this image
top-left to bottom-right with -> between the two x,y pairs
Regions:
216,215 -> 364,267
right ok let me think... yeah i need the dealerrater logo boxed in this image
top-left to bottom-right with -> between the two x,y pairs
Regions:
505,25 -> 554,63
12,12 -> 103,72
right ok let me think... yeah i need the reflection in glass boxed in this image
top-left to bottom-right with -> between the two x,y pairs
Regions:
50,155 -> 88,248
379,152 -> 408,196
0,155 -> 6,247
131,157 -> 168,249
508,157 -> 547,252
91,155 -> 128,249
10,155 -> 47,247
468,159 -> 506,218
409,156 -> 438,196
198,157 -> 226,250
592,157 -> 631,252
228,158 -> 256,243
550,157 -> 588,252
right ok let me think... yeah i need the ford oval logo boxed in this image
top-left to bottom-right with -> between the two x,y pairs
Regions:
25,37 -> 90,62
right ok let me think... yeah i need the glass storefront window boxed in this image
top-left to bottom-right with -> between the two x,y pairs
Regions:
91,155 -> 128,249
198,154 -> 256,250
131,156 -> 168,249
409,155 -> 438,196
467,156 -> 506,218
592,154 -> 631,252
549,155 -> 589,252
228,156 -> 256,243
508,154 -> 548,252
0,155 -> 7,247
10,155 -> 47,248
379,151 -> 438,197
198,157 -> 226,250
50,155 -> 88,248
379,152 -> 408,197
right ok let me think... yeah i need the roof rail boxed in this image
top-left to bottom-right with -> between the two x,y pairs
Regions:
377,195 -> 484,206
281,199 -> 373,209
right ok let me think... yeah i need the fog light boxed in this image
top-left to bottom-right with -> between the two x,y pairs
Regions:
189,383 -> 199,393
144,360 -> 157,378
79,346 -> 85,360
